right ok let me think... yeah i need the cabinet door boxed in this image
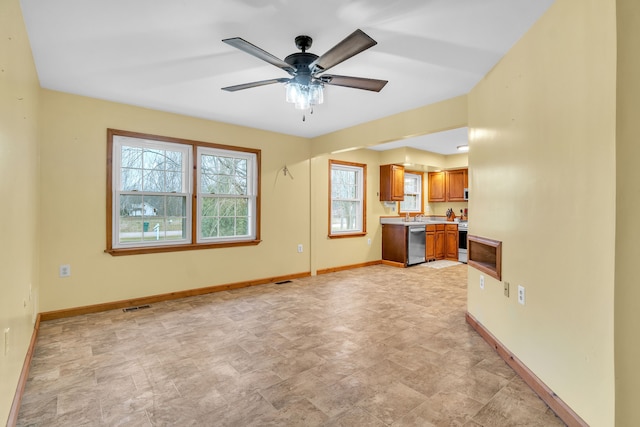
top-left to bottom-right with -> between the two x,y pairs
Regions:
445,225 -> 459,260
380,164 -> 405,201
426,226 -> 436,261
435,230 -> 445,259
382,224 -> 407,264
428,172 -> 446,202
446,169 -> 468,202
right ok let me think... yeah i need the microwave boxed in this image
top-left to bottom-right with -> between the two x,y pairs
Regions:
464,188 -> 469,200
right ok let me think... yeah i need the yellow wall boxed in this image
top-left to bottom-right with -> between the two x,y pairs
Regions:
467,0 -> 616,425
0,0 -> 41,423
615,0 -> 640,425
38,90 -> 311,311
309,149 -> 387,273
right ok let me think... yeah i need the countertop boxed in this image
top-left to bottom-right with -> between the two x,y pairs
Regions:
380,217 -> 463,226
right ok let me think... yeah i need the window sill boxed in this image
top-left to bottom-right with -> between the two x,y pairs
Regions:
105,239 -> 261,256
328,232 -> 367,239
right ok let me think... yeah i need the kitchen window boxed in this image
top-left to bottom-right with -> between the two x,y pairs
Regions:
329,160 -> 367,237
106,129 -> 260,255
399,172 -> 423,213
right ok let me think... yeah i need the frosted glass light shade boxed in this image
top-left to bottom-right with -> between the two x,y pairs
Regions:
285,82 -> 324,111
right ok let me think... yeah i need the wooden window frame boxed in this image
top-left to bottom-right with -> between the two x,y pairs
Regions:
328,159 -> 367,239
106,129 -> 261,256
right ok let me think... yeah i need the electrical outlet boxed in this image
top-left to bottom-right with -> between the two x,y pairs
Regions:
297,244 -> 303,253
59,264 -> 71,277
504,281 -> 510,297
479,275 -> 485,290
518,285 -> 526,305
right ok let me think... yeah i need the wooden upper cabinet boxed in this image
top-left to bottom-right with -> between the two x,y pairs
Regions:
429,168 -> 468,202
380,164 -> 405,201
427,171 -> 446,202
446,169 -> 468,202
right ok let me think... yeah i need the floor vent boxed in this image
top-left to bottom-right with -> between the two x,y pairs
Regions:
275,280 -> 292,285
123,304 -> 151,312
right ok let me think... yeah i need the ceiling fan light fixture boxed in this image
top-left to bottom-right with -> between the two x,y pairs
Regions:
285,81 -> 324,111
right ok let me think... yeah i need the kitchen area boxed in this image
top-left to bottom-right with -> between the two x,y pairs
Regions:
379,163 -> 469,268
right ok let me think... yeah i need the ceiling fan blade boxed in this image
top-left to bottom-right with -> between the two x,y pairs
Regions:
222,37 -> 295,74
319,75 -> 388,92
310,29 -> 378,74
222,78 -> 288,92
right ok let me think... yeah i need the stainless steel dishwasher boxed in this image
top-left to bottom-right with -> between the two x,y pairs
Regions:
407,224 -> 426,265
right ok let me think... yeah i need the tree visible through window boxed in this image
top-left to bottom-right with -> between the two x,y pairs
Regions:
198,148 -> 256,242
329,160 -> 366,237
107,129 -> 260,255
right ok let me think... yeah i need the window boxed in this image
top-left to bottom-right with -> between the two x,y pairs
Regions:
107,129 -> 260,255
197,147 -> 257,243
329,160 -> 366,237
399,172 -> 423,213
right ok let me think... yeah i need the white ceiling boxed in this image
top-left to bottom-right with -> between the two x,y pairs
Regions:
369,127 -> 469,155
19,0 -> 554,153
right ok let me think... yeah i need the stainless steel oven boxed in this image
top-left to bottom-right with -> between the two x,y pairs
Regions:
458,222 -> 468,263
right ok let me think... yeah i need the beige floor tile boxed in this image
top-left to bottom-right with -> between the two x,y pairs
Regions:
16,264 -> 566,426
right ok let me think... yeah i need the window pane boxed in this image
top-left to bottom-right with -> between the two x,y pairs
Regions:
144,195 -> 164,216
331,200 -> 360,232
165,151 -> 183,171
236,199 -> 248,216
202,197 -> 218,216
199,196 -> 251,239
405,177 -> 418,193
401,195 -> 418,211
166,196 -> 185,216
121,146 -> 142,168
201,154 -> 248,196
165,171 -> 182,193
332,169 -> 358,199
143,170 -> 165,192
121,168 -> 142,191
118,194 -> 188,244
219,217 -> 235,236
120,194 -> 143,217
236,217 -> 248,235
165,217 -> 186,240
201,217 -> 219,238
143,149 -> 167,170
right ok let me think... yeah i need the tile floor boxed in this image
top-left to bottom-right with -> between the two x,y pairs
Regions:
17,264 -> 565,426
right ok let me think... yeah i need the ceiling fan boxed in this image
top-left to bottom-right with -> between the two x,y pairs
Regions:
221,29 -> 388,115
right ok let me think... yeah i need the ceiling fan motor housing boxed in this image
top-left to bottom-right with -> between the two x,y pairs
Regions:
284,52 -> 318,85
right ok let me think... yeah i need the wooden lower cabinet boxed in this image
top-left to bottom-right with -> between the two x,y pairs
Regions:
426,223 -> 458,261
382,224 -> 407,265
435,225 -> 445,260
445,224 -> 459,260
426,225 -> 436,261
